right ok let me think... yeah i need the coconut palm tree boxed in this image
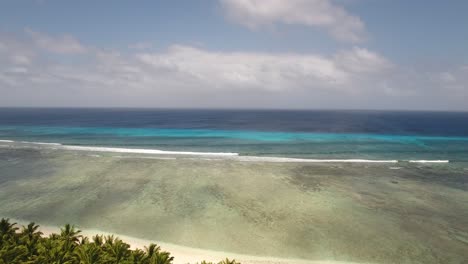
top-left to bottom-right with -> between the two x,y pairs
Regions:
150,251 -> 174,264
20,222 -> 42,258
144,243 -> 161,259
59,223 -> 82,255
37,238 -> 74,264
105,239 -> 131,263
60,224 -> 82,244
104,235 -> 116,247
218,258 -> 240,264
75,243 -> 103,264
92,234 -> 104,246
0,219 -> 239,264
79,236 -> 89,246
0,218 -> 18,238
21,222 -> 42,239
143,243 -> 174,264
0,243 -> 28,264
128,248 -> 147,264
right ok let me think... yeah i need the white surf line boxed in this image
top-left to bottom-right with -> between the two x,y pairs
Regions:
19,141 -> 62,146
113,155 -> 177,160
236,156 -> 398,163
1,139 -> 62,145
0,139 -> 238,157
0,139 -> 453,164
408,160 -> 449,163
59,145 -> 239,157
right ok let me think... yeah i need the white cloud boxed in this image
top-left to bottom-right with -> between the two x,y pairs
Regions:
4,67 -> 29,74
438,72 -> 456,83
220,0 -> 367,43
25,29 -> 87,54
334,47 -> 393,74
432,67 -> 468,91
0,34 -> 36,66
10,55 -> 32,65
129,42 -> 153,50
0,30 -> 467,110
136,45 -> 390,91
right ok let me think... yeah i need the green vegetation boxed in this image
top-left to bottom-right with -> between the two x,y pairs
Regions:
0,218 -> 240,264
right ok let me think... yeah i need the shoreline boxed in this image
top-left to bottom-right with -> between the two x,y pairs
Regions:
11,219 -> 368,264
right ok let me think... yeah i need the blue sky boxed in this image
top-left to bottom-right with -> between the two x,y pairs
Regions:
0,0 -> 467,110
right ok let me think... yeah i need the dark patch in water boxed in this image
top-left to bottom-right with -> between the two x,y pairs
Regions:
286,166 -> 324,192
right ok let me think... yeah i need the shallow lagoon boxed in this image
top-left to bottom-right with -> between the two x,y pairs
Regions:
0,144 -> 467,264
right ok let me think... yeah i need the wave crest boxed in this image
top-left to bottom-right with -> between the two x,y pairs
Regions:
0,139 -> 452,163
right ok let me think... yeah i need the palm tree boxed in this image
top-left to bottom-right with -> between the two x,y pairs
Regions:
0,219 -> 239,264
59,223 -> 82,255
144,243 -> 161,259
0,218 -> 18,238
79,236 -> 89,246
130,248 -> 147,263
150,251 -> 174,264
0,243 -> 28,264
104,235 -> 116,247
105,239 -> 130,263
92,234 -> 104,246
37,238 -> 74,264
143,244 -> 173,264
75,243 -> 103,264
21,222 -> 42,239
60,224 -> 82,244
20,222 -> 43,258
218,258 -> 240,264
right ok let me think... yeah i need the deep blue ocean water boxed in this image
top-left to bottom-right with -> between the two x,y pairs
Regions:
1,108 -> 468,161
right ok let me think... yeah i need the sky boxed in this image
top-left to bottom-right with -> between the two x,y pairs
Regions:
0,0 -> 467,110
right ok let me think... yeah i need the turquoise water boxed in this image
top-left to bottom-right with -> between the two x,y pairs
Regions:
1,108 -> 468,160
2,125 -> 468,161
3,125 -> 468,141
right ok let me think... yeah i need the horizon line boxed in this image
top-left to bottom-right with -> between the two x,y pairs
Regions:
0,106 -> 467,113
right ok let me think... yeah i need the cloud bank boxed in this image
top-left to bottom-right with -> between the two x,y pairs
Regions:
0,30 -> 467,110
220,0 -> 367,43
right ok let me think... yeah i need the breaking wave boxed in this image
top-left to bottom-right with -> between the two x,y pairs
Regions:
0,139 -> 451,163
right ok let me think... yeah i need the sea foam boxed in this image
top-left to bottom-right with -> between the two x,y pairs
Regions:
0,139 -> 238,156
60,145 -> 239,156
0,139 -> 452,163
408,160 -> 449,163
237,156 -> 398,163
19,141 -> 63,146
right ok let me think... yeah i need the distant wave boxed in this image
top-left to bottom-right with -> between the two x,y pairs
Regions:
0,139 -> 237,156
408,160 -> 449,163
237,156 -> 398,163
19,141 -> 63,146
0,139 -> 452,163
61,145 -> 239,156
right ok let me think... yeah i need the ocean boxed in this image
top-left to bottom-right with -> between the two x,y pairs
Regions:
1,108 -> 468,161
0,108 -> 467,263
